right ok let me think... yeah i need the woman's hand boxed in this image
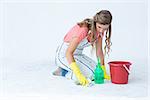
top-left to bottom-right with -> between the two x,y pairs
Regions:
101,65 -> 110,80
70,62 -> 89,86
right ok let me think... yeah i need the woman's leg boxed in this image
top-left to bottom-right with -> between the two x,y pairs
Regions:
53,67 -> 68,76
53,43 -> 70,77
73,54 -> 97,80
53,67 -> 62,76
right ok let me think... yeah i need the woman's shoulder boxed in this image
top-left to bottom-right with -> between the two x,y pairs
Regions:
70,24 -> 88,34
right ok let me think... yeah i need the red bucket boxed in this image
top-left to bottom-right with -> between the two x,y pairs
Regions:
108,61 -> 132,84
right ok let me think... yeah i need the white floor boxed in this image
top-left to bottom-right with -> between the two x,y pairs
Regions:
0,58 -> 148,100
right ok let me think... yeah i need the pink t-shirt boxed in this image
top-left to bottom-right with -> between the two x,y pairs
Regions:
64,24 -> 88,43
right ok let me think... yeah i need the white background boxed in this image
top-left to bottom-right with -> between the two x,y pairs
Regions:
0,0 -> 149,100
0,0 -> 148,62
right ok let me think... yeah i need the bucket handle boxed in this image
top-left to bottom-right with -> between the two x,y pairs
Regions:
123,64 -> 130,74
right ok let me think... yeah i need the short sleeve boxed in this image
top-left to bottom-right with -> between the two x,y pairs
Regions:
64,25 -> 88,43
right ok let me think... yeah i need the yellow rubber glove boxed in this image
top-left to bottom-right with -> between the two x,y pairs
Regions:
70,62 -> 89,86
101,65 -> 111,80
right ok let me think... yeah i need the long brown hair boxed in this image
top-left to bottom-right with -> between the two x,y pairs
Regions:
77,10 -> 112,55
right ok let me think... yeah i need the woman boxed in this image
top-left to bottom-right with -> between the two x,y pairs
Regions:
53,10 -> 112,86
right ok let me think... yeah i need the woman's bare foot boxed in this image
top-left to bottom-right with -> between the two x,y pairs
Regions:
53,67 -> 62,76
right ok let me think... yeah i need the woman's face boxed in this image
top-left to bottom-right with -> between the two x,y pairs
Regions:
96,23 -> 109,33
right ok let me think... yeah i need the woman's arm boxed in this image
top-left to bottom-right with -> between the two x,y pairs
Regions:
66,37 -> 89,86
96,35 -> 111,80
66,37 -> 79,64
96,36 -> 105,65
